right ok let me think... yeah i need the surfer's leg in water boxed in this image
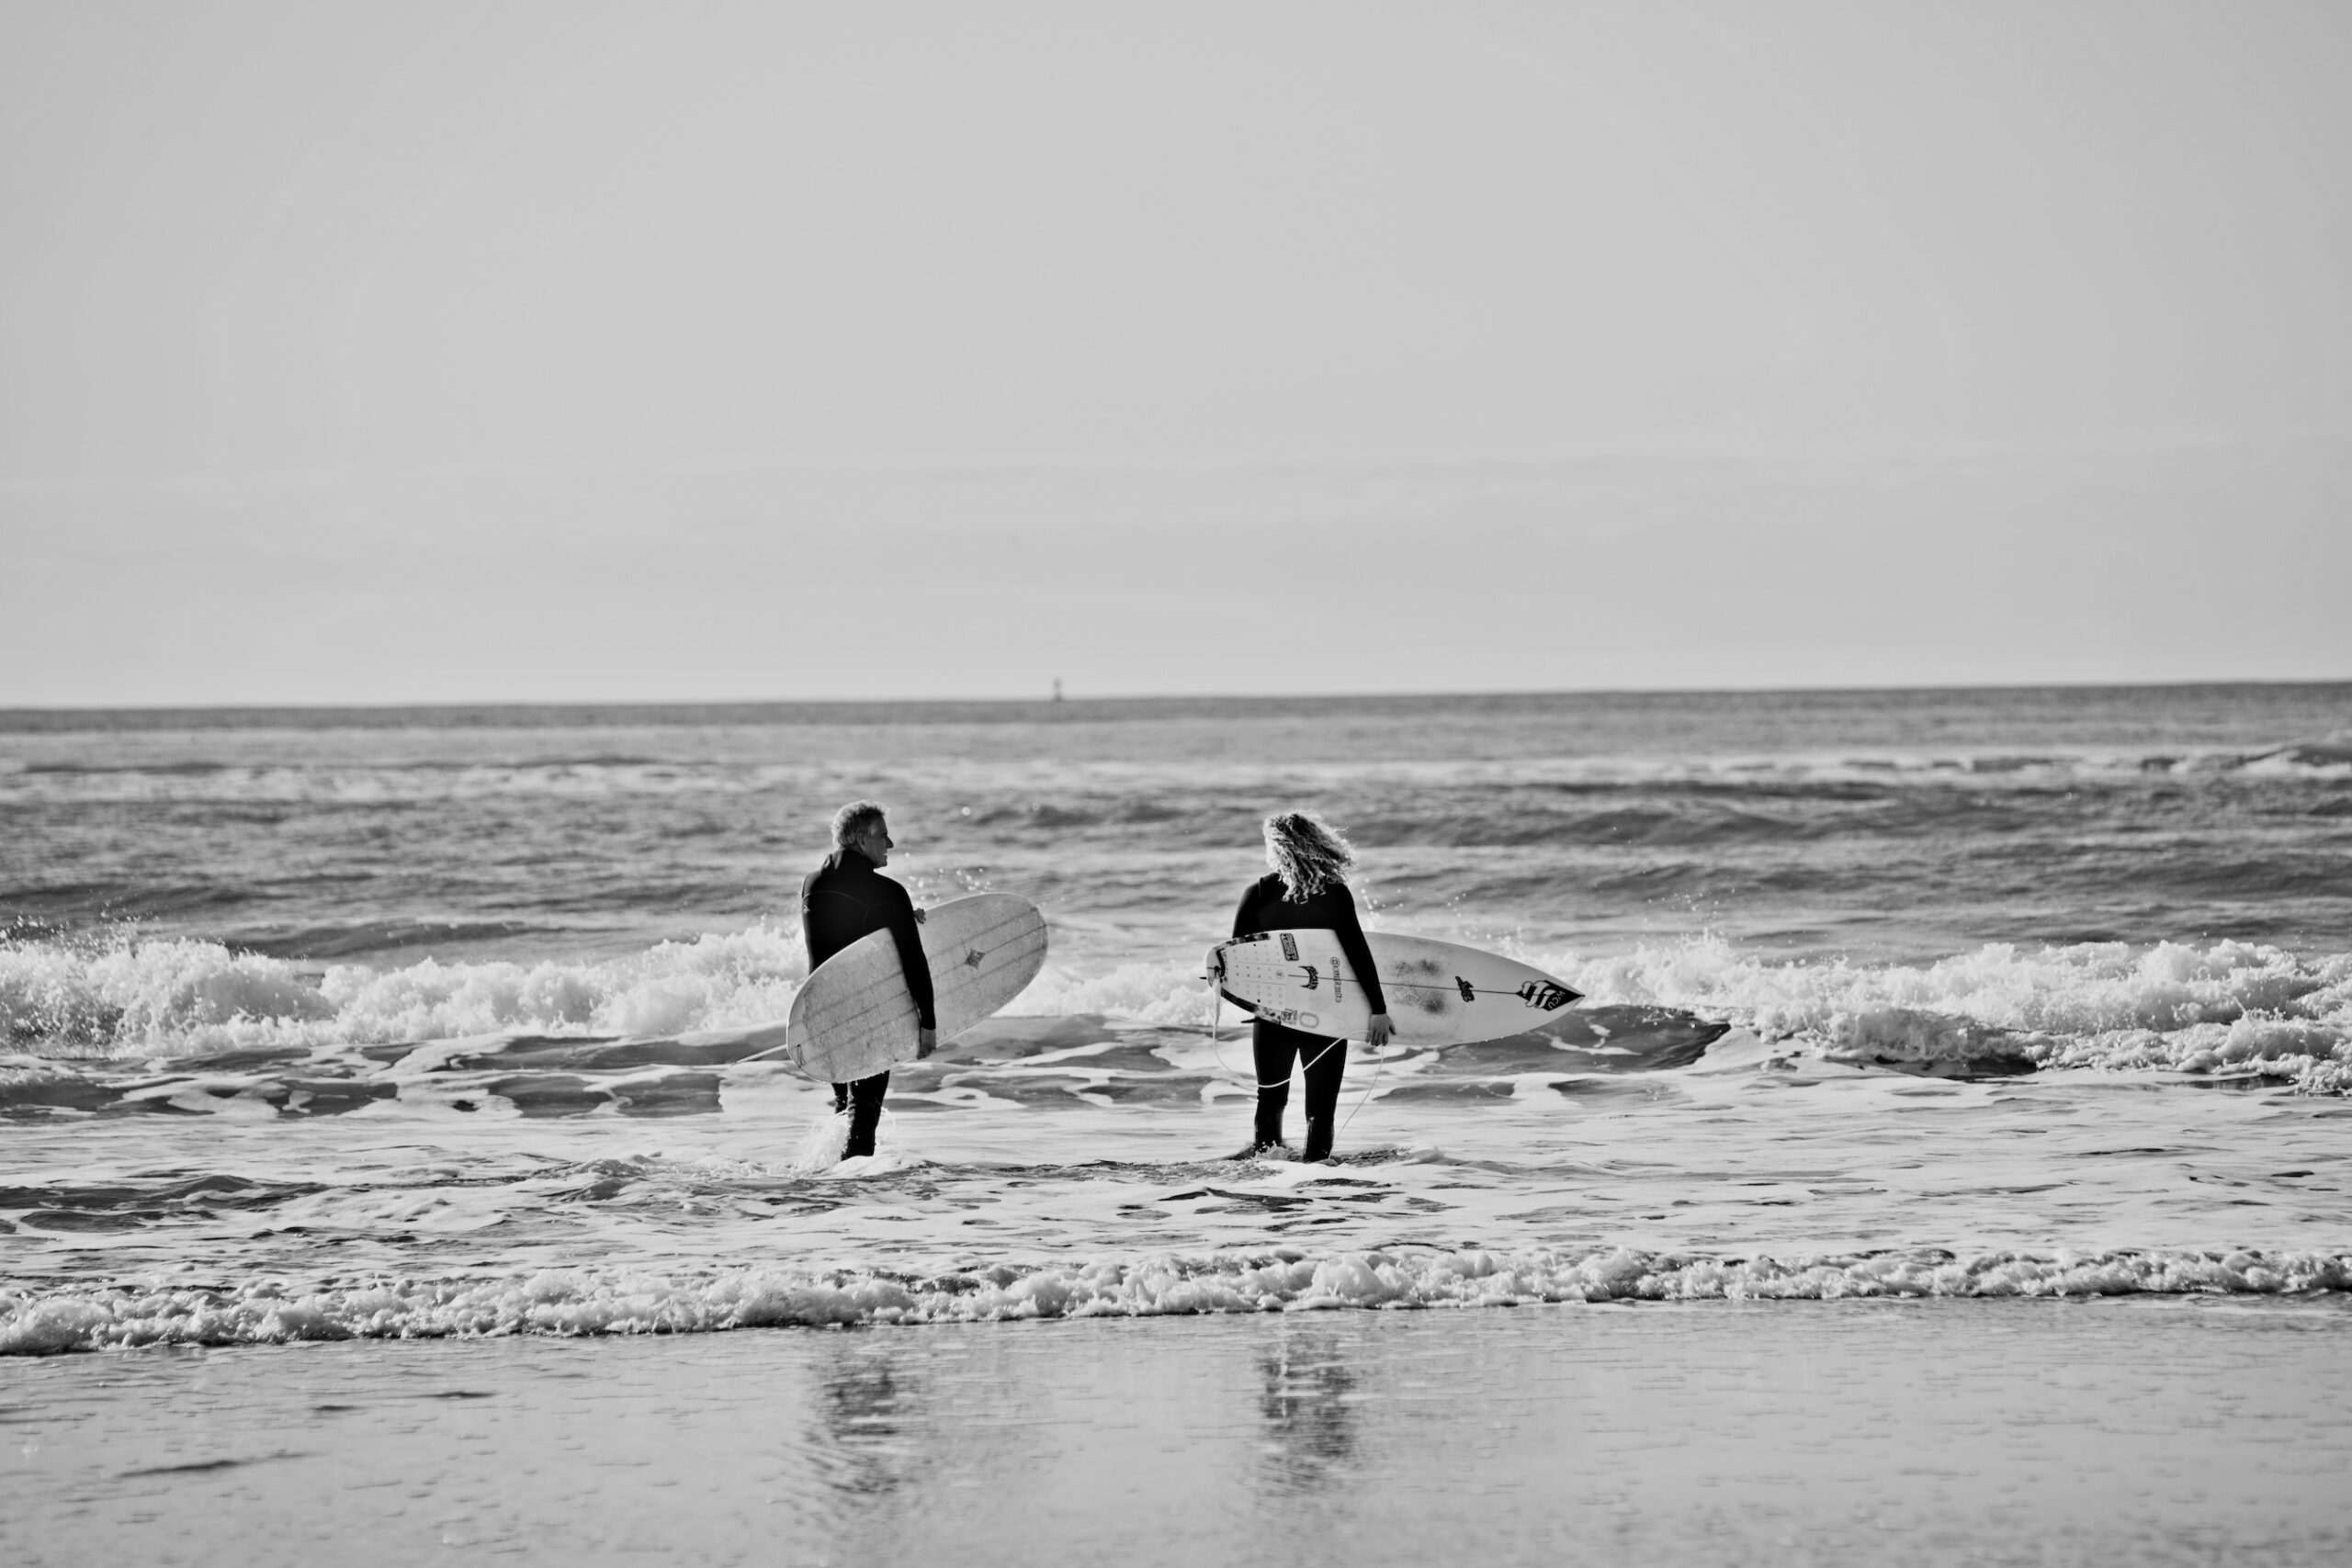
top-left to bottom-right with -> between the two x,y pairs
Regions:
1298,1036 -> 1349,1161
834,1071 -> 890,1158
1242,1019 -> 1318,1155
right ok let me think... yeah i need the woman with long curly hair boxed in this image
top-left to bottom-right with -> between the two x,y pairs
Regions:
1229,810 -> 1393,1161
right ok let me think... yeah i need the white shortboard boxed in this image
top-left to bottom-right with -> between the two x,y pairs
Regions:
782,894 -> 1048,1083
1207,929 -> 1582,1047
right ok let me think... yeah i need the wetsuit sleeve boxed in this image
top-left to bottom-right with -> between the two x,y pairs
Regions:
798,871 -> 820,973
1333,886 -> 1388,1016
884,882 -> 936,1031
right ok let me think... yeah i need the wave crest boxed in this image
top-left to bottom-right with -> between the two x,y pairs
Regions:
1,925 -> 808,1055
1561,935 -> 2352,1090
8,926 -> 2349,1094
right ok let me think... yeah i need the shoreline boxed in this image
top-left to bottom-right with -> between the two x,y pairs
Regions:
8,1298 -> 2349,1566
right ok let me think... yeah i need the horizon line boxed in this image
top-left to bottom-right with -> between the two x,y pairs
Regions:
4,674 -> 2348,728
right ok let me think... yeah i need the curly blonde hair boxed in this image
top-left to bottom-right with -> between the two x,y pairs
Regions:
1262,810 -> 1356,900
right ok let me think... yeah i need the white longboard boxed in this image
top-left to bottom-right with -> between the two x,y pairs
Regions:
785,894 -> 1048,1083
1207,929 -> 1582,1047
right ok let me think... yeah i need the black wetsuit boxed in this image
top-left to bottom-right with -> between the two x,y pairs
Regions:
801,847 -> 935,1158
1231,873 -> 1387,1161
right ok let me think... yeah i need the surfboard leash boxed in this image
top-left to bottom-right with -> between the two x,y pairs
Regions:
1208,975 -> 1384,1147
1205,977 -> 1256,1088
1329,1039 -> 1381,1142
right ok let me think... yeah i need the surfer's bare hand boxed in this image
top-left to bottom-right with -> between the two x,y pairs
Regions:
917,1026 -> 937,1059
1365,1012 -> 1393,1048
912,908 -> 926,925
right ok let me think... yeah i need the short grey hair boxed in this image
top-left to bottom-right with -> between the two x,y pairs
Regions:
831,799 -> 888,848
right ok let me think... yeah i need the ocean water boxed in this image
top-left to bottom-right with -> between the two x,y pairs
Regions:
3,684 -> 2350,1357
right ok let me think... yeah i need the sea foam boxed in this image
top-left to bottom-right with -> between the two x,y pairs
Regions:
7,1246 -> 2348,1354
1555,935 -> 2352,1092
0,924 -> 809,1055
7,927 -> 2349,1092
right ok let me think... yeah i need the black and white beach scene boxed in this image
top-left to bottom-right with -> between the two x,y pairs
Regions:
5,5 -> 2350,1563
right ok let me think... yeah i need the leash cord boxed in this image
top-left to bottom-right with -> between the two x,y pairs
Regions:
1209,973 -> 1383,1144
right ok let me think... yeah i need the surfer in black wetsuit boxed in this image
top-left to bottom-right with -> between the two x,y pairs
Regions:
801,800 -> 936,1159
1230,810 -> 1392,1163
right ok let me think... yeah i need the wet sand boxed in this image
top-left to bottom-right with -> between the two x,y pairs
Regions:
8,1297 -> 2350,1566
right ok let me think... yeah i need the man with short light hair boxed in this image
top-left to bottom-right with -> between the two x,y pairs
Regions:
829,799 -> 886,849
800,801 -> 936,1159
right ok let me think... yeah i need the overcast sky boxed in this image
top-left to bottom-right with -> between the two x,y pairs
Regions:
5,1 -> 2347,704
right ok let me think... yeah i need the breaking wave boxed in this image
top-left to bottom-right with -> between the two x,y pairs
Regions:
6,925 -> 2348,1092
7,1245 -> 2347,1354
0,925 -> 808,1055
1564,934 -> 2352,1094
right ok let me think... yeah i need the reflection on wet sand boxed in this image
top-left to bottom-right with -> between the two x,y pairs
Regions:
1257,1332 -> 1358,1492
812,1340 -> 924,1498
